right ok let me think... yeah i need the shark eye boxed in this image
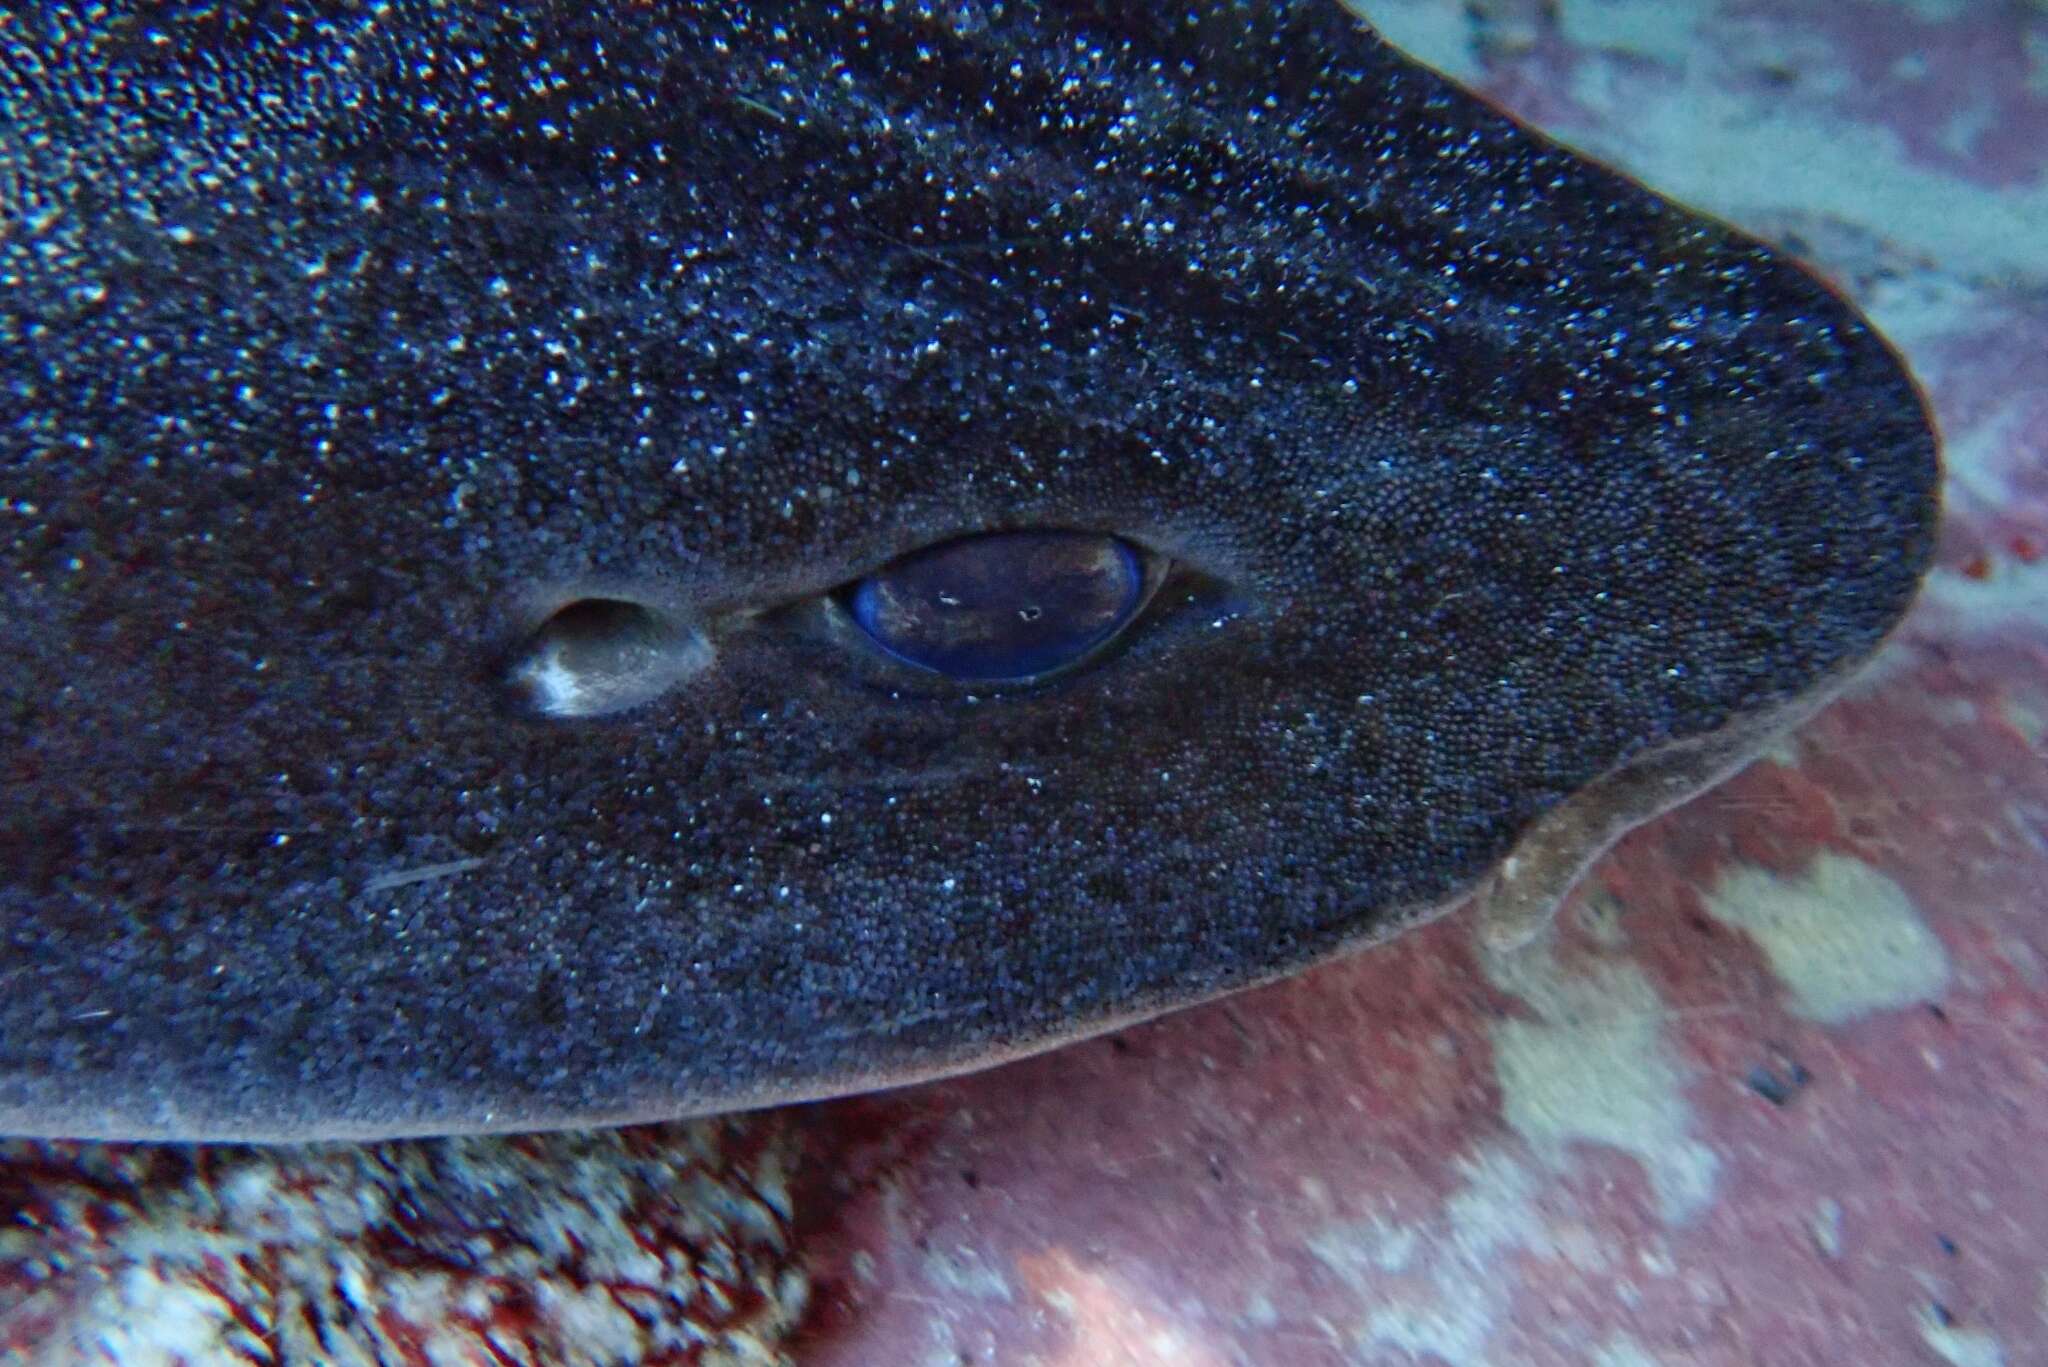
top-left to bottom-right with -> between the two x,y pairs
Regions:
846,530 -> 1146,682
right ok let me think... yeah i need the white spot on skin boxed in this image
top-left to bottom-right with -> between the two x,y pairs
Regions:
1704,854 -> 1950,1024
1485,943 -> 1720,1221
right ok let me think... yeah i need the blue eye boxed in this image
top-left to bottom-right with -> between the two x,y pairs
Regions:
847,531 -> 1146,681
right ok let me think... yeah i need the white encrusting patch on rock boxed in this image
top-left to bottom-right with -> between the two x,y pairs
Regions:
1705,853 -> 1950,1024
1923,549 -> 2048,640
1305,936 -> 1722,1364
1919,1307 -> 2009,1367
1309,1147 -> 1558,1365
1486,942 -> 1721,1222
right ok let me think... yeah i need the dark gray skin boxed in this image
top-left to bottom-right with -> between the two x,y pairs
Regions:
0,0 -> 1937,1140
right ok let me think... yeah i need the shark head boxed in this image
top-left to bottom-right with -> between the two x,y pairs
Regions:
0,0 -> 1937,1139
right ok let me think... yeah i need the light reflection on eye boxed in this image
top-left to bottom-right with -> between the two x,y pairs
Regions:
846,530 -> 1146,682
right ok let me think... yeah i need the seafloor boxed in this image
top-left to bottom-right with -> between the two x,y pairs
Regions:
4,1 -> 2045,1364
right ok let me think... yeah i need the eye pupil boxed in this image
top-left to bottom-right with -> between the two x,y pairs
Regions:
848,531 -> 1145,681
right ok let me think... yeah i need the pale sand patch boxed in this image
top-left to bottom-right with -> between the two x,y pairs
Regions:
1705,853 -> 1950,1024
1486,943 -> 1720,1222
1920,1307 -> 2010,1367
1922,554 -> 2048,640
1308,1147 -> 1557,1365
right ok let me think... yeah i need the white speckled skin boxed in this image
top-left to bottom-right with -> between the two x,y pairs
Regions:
1,0 -> 1933,1141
